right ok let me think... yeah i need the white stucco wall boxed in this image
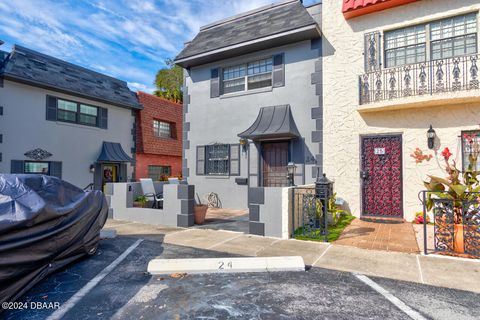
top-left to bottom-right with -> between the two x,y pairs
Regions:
0,80 -> 134,188
185,40 -> 321,209
321,0 -> 480,221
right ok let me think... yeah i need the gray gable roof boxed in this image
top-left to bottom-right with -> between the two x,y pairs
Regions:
175,0 -> 320,67
0,45 -> 141,109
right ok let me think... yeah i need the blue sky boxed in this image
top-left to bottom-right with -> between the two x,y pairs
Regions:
0,0 -> 318,93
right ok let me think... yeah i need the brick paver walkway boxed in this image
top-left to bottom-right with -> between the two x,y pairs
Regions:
334,219 -> 420,253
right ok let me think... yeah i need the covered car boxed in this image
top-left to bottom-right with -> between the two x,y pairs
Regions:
0,174 -> 108,305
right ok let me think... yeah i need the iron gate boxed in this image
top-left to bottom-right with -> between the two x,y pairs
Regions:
420,191 -> 480,258
292,187 -> 327,240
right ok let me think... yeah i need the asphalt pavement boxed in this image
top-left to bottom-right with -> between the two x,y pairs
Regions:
2,236 -> 479,320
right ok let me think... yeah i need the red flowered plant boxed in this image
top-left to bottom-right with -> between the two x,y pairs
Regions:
415,139 -> 480,224
441,147 -> 452,161
413,212 -> 430,224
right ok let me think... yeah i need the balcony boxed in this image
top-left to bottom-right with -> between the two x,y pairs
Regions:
358,54 -> 480,112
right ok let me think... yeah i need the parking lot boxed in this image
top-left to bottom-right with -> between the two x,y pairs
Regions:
2,232 -> 480,320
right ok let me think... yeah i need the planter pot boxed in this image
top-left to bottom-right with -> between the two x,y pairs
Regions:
194,205 -> 208,225
133,202 -> 144,208
454,223 -> 464,254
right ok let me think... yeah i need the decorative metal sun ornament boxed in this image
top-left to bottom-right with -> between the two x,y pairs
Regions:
24,148 -> 53,160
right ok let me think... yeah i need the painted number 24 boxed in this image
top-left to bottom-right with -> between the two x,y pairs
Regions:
218,261 -> 233,270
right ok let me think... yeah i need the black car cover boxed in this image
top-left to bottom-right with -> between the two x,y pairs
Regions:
0,174 -> 108,305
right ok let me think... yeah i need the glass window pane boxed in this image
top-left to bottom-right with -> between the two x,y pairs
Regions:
80,104 -> 98,116
431,41 -> 442,60
58,99 -> 77,112
453,37 -> 465,56
466,35 -> 477,54
24,162 -> 49,174
153,120 -> 171,138
206,144 -> 229,175
58,109 -> 76,122
462,131 -> 480,171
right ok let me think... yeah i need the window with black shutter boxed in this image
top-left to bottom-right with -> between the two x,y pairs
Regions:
46,95 -> 107,129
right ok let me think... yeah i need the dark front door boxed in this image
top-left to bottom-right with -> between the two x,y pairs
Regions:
262,142 -> 289,187
361,135 -> 403,218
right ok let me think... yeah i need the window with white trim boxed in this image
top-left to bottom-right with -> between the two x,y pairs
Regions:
384,13 -> 478,68
222,57 -> 273,94
431,13 -> 477,60
57,99 -> 99,126
385,25 -> 426,68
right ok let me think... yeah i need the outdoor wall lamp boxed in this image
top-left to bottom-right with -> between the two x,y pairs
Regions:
239,138 -> 248,152
286,162 -> 297,186
89,164 -> 95,173
427,125 -> 436,150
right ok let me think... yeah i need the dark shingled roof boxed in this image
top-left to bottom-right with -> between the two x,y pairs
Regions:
175,0 -> 319,65
0,45 -> 141,109
238,105 -> 300,140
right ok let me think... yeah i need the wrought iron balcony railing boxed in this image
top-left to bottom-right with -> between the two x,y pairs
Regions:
359,54 -> 480,105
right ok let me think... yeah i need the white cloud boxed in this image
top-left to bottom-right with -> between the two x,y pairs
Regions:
127,82 -> 155,93
0,0 -> 308,95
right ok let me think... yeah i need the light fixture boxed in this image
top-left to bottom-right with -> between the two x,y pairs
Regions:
286,162 -> 297,186
89,164 -> 95,173
239,138 -> 248,152
427,125 -> 436,150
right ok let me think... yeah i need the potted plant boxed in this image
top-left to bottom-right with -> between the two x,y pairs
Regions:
194,194 -> 208,224
413,138 -> 480,254
133,195 -> 147,208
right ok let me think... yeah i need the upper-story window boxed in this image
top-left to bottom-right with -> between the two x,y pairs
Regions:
385,25 -> 426,68
384,13 -> 478,68
57,99 -> 98,126
153,120 -> 172,138
79,104 -> 98,126
430,13 -> 477,60
57,99 -> 78,123
222,58 -> 273,94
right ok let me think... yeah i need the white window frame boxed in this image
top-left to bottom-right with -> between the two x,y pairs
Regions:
384,12 -> 478,69
221,57 -> 273,95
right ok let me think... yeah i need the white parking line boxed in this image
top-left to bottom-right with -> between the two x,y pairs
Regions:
416,255 -> 424,284
47,239 -> 144,320
311,244 -> 332,266
354,274 -> 427,320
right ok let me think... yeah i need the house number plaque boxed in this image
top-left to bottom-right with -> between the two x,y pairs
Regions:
374,148 -> 386,155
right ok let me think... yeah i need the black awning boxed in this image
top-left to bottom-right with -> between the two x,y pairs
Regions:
238,105 -> 300,141
96,142 -> 133,163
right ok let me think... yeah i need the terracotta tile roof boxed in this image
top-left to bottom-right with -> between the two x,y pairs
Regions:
342,0 -> 419,19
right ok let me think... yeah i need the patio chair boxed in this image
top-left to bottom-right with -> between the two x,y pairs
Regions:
168,177 -> 180,185
140,178 -> 163,209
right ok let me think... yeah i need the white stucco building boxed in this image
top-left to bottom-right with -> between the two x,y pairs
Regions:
322,0 -> 480,221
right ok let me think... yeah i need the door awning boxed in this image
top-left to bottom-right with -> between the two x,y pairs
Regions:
238,105 -> 300,141
96,142 -> 133,162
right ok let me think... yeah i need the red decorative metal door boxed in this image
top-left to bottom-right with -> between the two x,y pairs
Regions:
361,135 -> 403,217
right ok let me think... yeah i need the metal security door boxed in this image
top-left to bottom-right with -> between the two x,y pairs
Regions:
361,135 -> 403,218
262,142 -> 289,187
